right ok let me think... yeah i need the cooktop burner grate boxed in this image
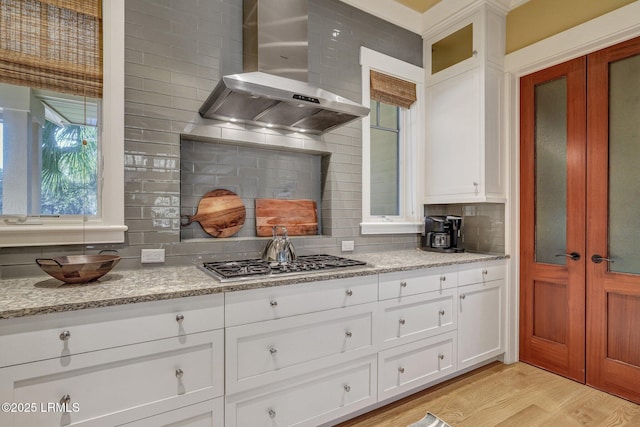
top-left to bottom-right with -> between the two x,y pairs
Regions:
200,254 -> 366,282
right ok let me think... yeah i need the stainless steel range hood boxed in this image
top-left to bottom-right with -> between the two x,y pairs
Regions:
198,0 -> 369,135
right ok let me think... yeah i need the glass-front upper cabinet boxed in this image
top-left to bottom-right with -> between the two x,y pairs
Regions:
423,4 -> 504,85
431,23 -> 474,74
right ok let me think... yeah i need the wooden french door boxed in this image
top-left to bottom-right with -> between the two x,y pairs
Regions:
520,35 -> 640,404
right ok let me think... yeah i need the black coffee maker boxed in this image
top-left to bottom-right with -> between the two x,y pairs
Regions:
420,215 -> 464,253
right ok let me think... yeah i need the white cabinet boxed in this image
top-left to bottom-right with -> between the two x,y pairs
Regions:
375,267 -> 459,402
224,277 -> 379,427
225,302 -> 376,394
457,262 -> 506,370
378,331 -> 456,401
119,398 -> 224,427
225,275 -> 377,327
226,356 -> 377,427
0,294 -> 225,427
378,288 -> 456,349
423,4 -> 506,203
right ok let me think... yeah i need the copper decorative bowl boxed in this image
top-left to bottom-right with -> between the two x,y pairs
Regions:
36,252 -> 121,284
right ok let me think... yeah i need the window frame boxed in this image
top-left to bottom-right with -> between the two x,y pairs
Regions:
0,0 -> 126,247
360,47 -> 424,235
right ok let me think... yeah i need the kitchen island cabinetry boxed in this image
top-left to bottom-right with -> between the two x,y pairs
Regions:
0,294 -> 225,427
423,4 -> 506,204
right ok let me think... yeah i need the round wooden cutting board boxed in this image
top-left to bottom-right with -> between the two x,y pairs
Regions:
181,189 -> 246,237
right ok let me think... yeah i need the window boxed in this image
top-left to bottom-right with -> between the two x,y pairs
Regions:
0,0 -> 125,247
360,47 -> 424,234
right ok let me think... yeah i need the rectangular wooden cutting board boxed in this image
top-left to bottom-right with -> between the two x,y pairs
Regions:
255,199 -> 318,237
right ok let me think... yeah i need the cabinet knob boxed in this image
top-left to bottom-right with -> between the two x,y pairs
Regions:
345,331 -> 353,338
345,289 -> 353,297
398,367 -> 405,373
399,319 -> 406,325
439,309 -> 445,316
440,276 -> 446,282
270,300 -> 278,307
439,354 -> 445,360
175,368 -> 184,379
400,281 -> 407,288
59,330 -> 71,341
460,294 -> 466,300
269,347 -> 278,355
59,394 -> 71,405
176,314 -> 184,322
344,384 -> 351,392
482,270 -> 488,276
268,409 -> 277,419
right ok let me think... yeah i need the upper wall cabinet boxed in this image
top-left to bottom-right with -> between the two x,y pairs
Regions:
423,3 -> 506,203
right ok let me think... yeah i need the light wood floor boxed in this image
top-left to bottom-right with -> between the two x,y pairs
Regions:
336,362 -> 640,427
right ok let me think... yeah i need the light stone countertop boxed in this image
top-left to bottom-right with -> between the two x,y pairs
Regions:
0,249 -> 508,320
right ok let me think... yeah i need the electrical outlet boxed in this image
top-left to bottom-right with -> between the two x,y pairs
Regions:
141,249 -> 165,263
341,240 -> 355,252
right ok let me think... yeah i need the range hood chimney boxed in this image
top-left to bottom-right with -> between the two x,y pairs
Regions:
198,0 -> 369,135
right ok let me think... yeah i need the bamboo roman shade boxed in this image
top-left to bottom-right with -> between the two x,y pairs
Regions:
370,70 -> 417,109
0,0 -> 103,97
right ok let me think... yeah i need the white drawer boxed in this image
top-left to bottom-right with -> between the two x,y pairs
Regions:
458,261 -> 505,285
118,398 -> 224,427
0,294 -> 224,368
378,288 -> 457,349
226,303 -> 376,394
226,356 -> 377,427
378,331 -> 456,401
378,267 -> 457,300
225,275 -> 377,326
0,330 -> 224,427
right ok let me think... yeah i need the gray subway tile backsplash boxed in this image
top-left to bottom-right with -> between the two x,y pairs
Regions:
1,0 -> 501,278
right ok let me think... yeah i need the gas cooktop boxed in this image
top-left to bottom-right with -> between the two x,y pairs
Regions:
199,254 -> 367,282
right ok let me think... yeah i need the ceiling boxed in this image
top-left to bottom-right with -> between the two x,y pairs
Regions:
394,0 -> 441,13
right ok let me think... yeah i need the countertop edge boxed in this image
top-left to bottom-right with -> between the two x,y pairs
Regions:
1,252 -> 509,320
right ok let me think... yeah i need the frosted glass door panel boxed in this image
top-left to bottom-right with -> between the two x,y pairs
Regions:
608,53 -> 640,274
535,78 -> 567,265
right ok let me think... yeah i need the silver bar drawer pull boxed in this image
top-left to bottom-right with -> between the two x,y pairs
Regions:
59,330 -> 71,341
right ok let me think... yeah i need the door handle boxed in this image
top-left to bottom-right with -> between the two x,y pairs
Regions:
591,254 -> 614,264
555,252 -> 581,261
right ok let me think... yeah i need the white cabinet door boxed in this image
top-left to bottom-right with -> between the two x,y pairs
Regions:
378,288 -> 456,349
226,302 -> 376,394
118,398 -> 224,427
0,293 -> 224,368
225,276 -> 377,327
226,356 -> 377,427
425,68 -> 481,201
378,267 -> 457,300
457,278 -> 505,369
378,331 -> 456,401
0,330 -> 224,427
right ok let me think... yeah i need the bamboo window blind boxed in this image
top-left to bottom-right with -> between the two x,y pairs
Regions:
370,70 -> 417,109
0,0 -> 103,97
